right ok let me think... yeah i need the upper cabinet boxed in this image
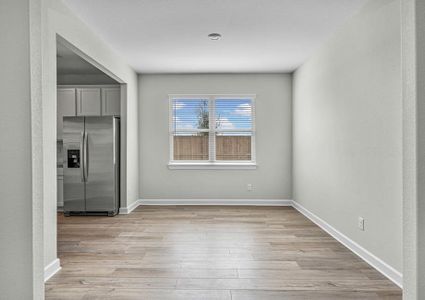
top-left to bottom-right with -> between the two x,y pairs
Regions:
57,88 -> 77,139
102,87 -> 121,116
77,88 -> 101,116
57,86 -> 121,139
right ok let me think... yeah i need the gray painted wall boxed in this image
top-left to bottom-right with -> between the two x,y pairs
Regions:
57,74 -> 118,85
402,0 -> 425,298
0,0 -> 44,298
293,0 -> 402,273
139,74 -> 292,199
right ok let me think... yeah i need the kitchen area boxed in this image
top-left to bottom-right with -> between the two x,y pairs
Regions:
57,40 -> 122,216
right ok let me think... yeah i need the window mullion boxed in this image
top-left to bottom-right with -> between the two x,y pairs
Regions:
209,97 -> 216,162
169,97 -> 174,162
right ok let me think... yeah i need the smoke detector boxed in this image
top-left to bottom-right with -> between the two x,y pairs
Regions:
208,33 -> 222,41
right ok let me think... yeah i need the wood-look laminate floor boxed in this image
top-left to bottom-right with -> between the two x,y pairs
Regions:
46,206 -> 402,299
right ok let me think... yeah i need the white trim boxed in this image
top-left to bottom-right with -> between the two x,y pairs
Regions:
209,97 -> 216,161
168,162 -> 257,170
119,200 -> 140,214
44,258 -> 61,282
139,199 -> 292,206
291,201 -> 403,288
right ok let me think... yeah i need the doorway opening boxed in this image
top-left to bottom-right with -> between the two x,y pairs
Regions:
56,39 -> 123,215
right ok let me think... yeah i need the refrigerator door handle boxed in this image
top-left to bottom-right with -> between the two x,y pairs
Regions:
80,132 -> 85,182
84,132 -> 89,182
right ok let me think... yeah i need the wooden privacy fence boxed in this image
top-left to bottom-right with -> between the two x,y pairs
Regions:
173,136 -> 251,160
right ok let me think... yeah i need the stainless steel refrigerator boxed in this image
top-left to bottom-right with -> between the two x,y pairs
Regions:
63,116 -> 120,216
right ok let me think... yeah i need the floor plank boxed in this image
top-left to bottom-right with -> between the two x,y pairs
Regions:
46,206 -> 402,299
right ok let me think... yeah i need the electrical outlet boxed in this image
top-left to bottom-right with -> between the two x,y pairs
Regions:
247,184 -> 253,191
358,217 -> 365,231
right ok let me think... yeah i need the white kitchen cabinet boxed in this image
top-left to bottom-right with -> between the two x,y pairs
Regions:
57,88 -> 76,139
76,88 -> 101,116
102,87 -> 121,116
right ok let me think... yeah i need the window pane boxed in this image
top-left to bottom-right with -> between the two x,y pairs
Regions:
173,132 -> 209,160
215,99 -> 252,130
172,99 -> 209,130
216,132 -> 251,161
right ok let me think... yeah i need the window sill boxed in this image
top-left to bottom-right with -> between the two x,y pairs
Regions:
168,162 -> 257,170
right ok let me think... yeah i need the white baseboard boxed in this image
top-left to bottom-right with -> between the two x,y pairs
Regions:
119,199 -> 292,213
119,199 -> 141,214
44,258 -> 61,282
291,201 -> 403,288
140,199 -> 293,206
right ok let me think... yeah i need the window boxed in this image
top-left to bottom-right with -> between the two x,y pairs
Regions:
169,95 -> 256,169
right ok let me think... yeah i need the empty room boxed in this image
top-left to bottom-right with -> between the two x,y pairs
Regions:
1,0 -> 424,299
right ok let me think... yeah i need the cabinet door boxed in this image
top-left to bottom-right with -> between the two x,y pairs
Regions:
102,87 -> 121,116
57,88 -> 76,139
77,88 -> 101,116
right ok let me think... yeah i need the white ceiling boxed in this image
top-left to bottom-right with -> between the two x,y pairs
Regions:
63,0 -> 367,74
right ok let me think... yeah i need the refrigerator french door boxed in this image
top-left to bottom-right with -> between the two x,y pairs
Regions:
63,116 -> 120,216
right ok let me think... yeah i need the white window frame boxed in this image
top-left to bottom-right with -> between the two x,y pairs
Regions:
168,94 -> 257,170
